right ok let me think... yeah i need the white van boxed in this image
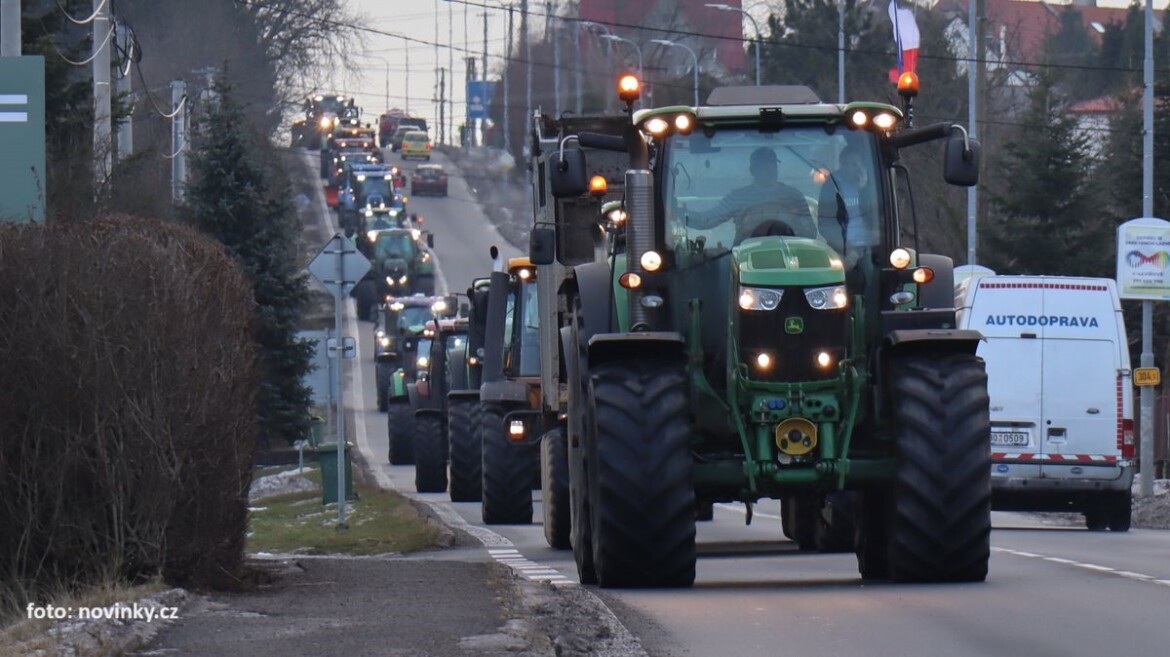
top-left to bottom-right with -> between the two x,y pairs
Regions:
955,274 -> 1135,531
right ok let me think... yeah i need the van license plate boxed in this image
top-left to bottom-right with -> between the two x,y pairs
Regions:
990,431 -> 1029,446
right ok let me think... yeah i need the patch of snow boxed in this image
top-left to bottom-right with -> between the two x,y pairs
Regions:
248,468 -> 319,502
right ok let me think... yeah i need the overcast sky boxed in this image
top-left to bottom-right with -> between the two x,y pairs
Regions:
334,0 -> 1168,143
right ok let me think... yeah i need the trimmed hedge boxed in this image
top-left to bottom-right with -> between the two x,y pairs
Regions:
0,216 -> 259,603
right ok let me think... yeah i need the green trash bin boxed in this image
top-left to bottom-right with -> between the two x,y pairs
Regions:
317,442 -> 355,504
308,415 -> 326,447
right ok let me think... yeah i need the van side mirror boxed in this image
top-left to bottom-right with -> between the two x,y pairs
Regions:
529,224 -> 555,265
944,133 -> 980,187
549,148 -> 589,198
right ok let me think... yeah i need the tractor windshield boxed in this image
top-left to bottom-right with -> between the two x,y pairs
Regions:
355,175 -> 394,201
503,278 -> 540,377
375,232 -> 416,260
396,305 -> 432,331
664,126 -> 880,261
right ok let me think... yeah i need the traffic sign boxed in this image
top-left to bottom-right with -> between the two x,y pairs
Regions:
326,337 -> 356,359
0,57 -> 46,223
307,233 -> 370,298
1134,367 -> 1161,387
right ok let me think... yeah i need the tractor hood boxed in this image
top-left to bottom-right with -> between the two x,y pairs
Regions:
733,237 -> 845,287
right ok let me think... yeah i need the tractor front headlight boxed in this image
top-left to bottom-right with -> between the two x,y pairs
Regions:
804,285 -> 848,310
738,286 -> 783,311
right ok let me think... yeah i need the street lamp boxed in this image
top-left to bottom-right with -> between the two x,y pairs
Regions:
600,33 -> 643,77
649,39 -> 699,106
370,55 -> 391,109
705,2 -> 762,86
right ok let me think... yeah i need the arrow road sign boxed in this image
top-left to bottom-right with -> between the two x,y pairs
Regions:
307,233 -> 371,298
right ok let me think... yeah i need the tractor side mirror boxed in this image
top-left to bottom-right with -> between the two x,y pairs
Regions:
549,148 -> 588,198
944,133 -> 980,187
426,232 -> 435,248
529,224 -> 555,265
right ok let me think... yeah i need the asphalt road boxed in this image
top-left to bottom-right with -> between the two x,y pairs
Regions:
338,150 -> 1170,657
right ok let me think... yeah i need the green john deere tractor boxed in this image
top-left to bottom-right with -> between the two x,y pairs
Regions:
530,75 -> 990,588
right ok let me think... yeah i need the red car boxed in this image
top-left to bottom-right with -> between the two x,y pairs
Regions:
410,164 -> 448,197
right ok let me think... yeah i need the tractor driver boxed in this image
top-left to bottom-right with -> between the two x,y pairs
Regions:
690,146 -> 816,244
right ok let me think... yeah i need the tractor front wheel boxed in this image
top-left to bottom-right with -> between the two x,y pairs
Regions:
413,412 -> 447,493
887,352 -> 991,583
541,427 -> 571,549
386,400 -> 415,465
447,399 -> 482,502
589,358 -> 695,588
481,403 -> 534,524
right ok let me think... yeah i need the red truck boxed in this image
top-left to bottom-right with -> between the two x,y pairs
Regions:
379,109 -> 428,149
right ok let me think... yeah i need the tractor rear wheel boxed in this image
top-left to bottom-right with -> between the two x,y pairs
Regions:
481,403 -> 533,524
413,412 -> 447,493
589,358 -> 695,588
541,427 -> 571,549
887,352 -> 991,583
816,492 -> 856,553
386,400 -> 415,465
447,399 -> 482,502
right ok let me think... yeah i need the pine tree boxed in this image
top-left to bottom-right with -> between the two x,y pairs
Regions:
983,70 -> 1110,277
184,69 -> 313,447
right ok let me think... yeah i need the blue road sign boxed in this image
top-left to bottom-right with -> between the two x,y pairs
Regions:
466,80 -> 495,120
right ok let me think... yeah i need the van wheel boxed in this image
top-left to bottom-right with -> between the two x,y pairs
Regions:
1107,490 -> 1132,532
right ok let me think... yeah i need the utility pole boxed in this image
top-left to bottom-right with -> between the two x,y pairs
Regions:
967,0 -> 983,269
553,21 -> 561,117
439,67 -> 446,145
504,6 -> 513,156
448,0 -> 454,146
483,11 -> 489,146
1140,0 -> 1156,498
114,23 -> 133,162
406,47 -> 411,115
574,19 -> 582,115
522,0 -> 531,183
170,79 -> 187,204
1,0 -> 20,56
93,0 -> 113,195
465,56 -> 477,146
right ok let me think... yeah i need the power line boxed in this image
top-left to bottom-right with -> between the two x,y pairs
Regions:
56,0 -> 109,25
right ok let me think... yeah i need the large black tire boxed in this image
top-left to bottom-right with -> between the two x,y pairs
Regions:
567,298 -> 597,584
413,412 -> 447,493
541,427 -> 571,549
887,352 -> 991,583
447,399 -> 482,502
589,358 -> 695,588
816,491 -> 856,553
854,489 -> 890,580
481,403 -> 534,524
375,362 -> 392,412
1106,491 -> 1132,532
354,280 -> 376,322
386,400 -> 415,465
784,495 -> 819,551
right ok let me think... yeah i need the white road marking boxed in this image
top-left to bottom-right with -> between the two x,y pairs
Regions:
993,547 -> 1169,589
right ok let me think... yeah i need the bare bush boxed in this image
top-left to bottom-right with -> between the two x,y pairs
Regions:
0,216 -> 260,615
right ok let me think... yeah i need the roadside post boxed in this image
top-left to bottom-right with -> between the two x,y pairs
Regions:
308,233 -> 370,528
1116,217 -> 1170,498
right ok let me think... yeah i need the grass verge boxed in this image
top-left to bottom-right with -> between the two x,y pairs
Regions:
247,467 -> 440,556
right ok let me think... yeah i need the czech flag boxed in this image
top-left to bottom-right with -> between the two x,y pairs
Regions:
888,0 -> 921,83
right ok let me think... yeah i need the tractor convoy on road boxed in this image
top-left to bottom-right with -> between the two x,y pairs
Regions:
309,70 -> 1092,590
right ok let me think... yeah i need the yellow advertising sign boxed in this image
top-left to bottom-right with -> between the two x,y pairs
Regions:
1134,367 -> 1161,387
